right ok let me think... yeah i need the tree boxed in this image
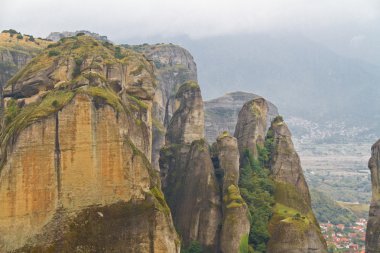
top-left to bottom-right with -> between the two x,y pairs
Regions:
239,143 -> 275,252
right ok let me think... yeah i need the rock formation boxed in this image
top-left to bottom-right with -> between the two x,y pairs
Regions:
266,116 -> 326,253
366,139 -> 380,253
234,97 -> 269,159
205,91 -> 278,143
47,30 -> 110,42
126,43 -> 197,170
0,35 -> 179,252
215,132 -> 250,253
0,31 -> 51,85
159,81 -> 222,251
234,98 -> 326,253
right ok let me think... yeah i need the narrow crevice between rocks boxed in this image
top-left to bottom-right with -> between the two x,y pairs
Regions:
54,112 -> 62,205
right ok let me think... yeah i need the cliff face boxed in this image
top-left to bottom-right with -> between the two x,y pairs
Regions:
0,31 -> 51,85
234,97 -> 269,159
234,98 -> 326,253
126,43 -> 197,171
366,139 -> 380,253
205,91 -> 278,143
266,117 -> 326,253
216,133 -> 250,253
0,35 -> 179,252
160,81 -> 221,251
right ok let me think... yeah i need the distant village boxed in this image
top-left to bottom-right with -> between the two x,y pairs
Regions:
320,218 -> 367,253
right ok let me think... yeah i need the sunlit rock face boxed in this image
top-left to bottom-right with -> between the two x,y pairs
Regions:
0,36 -> 179,253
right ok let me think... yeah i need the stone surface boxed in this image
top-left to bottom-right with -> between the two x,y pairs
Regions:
125,43 -> 197,171
366,139 -> 380,253
267,116 -> 327,253
160,81 -> 221,251
216,133 -> 250,253
234,97 -> 269,159
0,36 -> 179,252
205,91 -> 278,143
165,81 -> 205,145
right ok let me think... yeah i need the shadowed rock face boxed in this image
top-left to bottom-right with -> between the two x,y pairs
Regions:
234,97 -> 269,159
234,99 -> 326,253
267,117 -> 326,253
269,117 -> 311,208
216,133 -> 250,253
160,81 -> 221,251
366,139 -> 380,253
124,43 -> 197,171
165,81 -> 205,145
0,36 -> 179,252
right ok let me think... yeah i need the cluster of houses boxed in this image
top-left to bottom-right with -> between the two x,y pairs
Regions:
320,218 -> 367,253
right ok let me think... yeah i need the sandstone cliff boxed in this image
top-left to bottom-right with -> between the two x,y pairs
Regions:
234,98 -> 326,252
159,81 -> 222,251
266,116 -> 326,253
126,43 -> 197,171
0,35 -> 179,252
205,91 -> 278,143
0,31 -> 51,85
215,132 -> 250,253
366,139 -> 380,253
234,97 -> 269,159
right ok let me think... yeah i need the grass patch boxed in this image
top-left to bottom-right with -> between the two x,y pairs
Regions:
0,90 -> 75,171
78,86 -> 125,113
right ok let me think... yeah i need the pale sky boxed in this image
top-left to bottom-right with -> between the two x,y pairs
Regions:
1,0 -> 380,64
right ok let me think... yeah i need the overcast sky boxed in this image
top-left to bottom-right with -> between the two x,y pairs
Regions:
1,0 -> 380,63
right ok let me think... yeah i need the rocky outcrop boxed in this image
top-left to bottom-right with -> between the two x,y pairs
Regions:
233,98 -> 326,252
0,35 -> 179,252
165,81 -> 204,145
215,132 -> 250,253
268,116 -> 311,207
366,139 -> 380,253
47,30 -> 110,42
205,91 -> 278,143
160,81 -> 221,251
0,31 -> 51,85
234,97 -> 269,159
125,43 -> 197,170
266,116 -> 326,253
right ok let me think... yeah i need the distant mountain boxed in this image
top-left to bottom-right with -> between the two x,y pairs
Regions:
169,33 -> 380,131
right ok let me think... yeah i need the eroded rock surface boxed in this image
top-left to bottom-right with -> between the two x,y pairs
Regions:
160,81 -> 221,251
234,97 -> 269,159
216,133 -> 250,253
0,35 -> 179,252
366,139 -> 380,253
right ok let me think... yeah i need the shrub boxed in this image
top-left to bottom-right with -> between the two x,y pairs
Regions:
114,47 -> 124,59
28,36 -> 35,42
16,34 -> 23,40
239,143 -> 275,252
2,29 -> 18,35
76,32 -> 85,36
48,50 -> 60,57
182,241 -> 203,253
72,57 -> 83,77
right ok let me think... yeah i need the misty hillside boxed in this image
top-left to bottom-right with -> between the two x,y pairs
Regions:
172,33 -> 380,129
